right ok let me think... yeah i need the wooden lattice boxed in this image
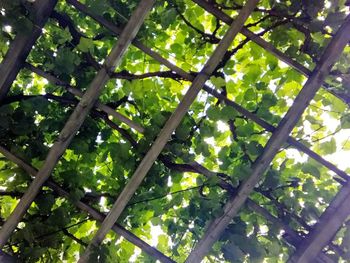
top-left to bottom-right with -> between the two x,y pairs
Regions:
0,0 -> 350,262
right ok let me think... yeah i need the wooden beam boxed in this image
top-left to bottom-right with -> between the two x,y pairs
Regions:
192,0 -> 350,106
202,85 -> 350,182
66,0 -> 192,80
78,1 -> 259,261
0,0 -> 57,102
0,145 -> 174,263
288,183 -> 350,262
0,250 -> 16,263
67,0 -> 350,184
185,14 -> 350,262
246,200 -> 334,263
0,0 -> 155,248
170,157 -> 336,262
25,63 -> 144,133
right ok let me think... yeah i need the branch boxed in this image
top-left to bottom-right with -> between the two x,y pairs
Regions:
0,0 -> 56,103
0,191 -> 23,198
127,185 -> 202,207
0,145 -> 175,263
50,10 -> 84,45
0,92 -> 138,149
50,10 -> 102,70
62,229 -> 88,247
111,70 -> 183,80
0,93 -> 78,107
193,0 -> 350,106
162,156 -> 341,259
158,154 -> 344,259
214,19 -> 288,74
25,63 -> 145,133
169,0 -> 220,44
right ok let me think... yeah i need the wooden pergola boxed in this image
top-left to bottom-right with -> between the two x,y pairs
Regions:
0,0 -> 350,262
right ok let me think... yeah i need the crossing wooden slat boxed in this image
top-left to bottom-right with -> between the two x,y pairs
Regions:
0,145 -> 174,263
77,1 -> 259,261
0,0 -> 155,248
1,0 -> 349,261
25,63 -> 145,133
0,0 -> 57,102
192,0 -> 350,106
0,250 -> 16,263
202,85 -> 350,182
185,14 -> 350,262
66,0 -> 191,80
288,183 -> 350,262
68,0 -> 350,184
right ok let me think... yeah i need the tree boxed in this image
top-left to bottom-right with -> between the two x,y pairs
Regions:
0,0 -> 350,262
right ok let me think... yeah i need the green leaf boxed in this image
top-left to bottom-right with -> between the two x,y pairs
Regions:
224,60 -> 235,75
200,123 -> 214,137
247,141 -> 263,156
161,8 -> 177,29
318,138 -> 337,155
57,27 -> 73,44
341,114 -> 350,129
170,43 -> 182,54
157,234 -> 169,251
195,141 -> 210,157
77,37 -> 94,53
49,207 -> 70,227
268,241 -> 281,256
54,47 -> 79,75
261,93 -> 278,108
234,164 -> 252,180
264,170 -> 280,189
244,64 -> 261,82
210,76 -> 226,89
0,196 -> 18,218
341,226 -> 350,251
221,105 -> 237,121
302,178 -> 316,193
244,88 -> 256,101
87,0 -> 109,16
302,163 -> 321,178
69,188 -> 85,203
207,107 -> 221,121
236,123 -> 254,137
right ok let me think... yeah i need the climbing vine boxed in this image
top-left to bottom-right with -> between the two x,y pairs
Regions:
0,0 -> 350,262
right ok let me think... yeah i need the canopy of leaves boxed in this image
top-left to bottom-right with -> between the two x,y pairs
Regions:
0,0 -> 350,262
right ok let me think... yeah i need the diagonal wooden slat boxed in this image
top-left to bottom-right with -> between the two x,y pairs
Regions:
78,1 -> 260,261
0,145 -> 174,263
66,0 -> 191,80
246,200 -> 335,263
185,14 -> 350,262
0,0 -> 57,102
0,250 -> 15,263
175,156 -> 336,262
192,0 -> 350,106
202,85 -> 350,182
25,63 -> 144,133
67,0 -> 350,184
0,0 -> 155,248
0,0 -> 348,260
288,183 -> 350,262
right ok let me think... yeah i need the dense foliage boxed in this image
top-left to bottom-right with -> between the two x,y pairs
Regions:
0,0 -> 350,262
